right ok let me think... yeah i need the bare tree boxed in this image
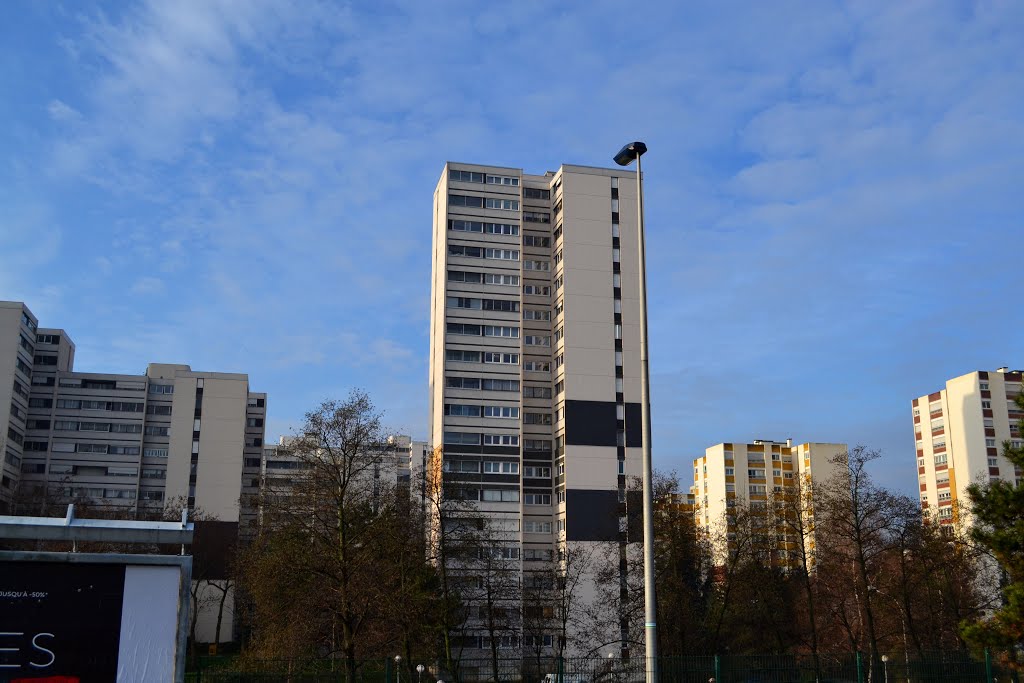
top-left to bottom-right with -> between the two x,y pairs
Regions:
239,391 -> 396,682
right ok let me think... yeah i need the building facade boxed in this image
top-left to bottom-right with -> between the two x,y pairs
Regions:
0,300 -> 267,644
691,440 -> 847,567
429,162 -> 646,656
912,368 -> 1023,530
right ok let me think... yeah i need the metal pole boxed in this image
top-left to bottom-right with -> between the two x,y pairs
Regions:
635,153 -> 658,683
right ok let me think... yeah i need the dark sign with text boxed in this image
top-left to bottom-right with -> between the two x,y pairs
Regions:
0,562 -> 125,682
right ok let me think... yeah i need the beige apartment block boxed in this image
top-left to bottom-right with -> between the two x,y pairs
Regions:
429,162 -> 645,656
912,368 -> 1023,531
0,300 -> 267,644
691,440 -> 847,568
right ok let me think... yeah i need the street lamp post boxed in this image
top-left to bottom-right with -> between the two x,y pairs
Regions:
417,663 -> 425,683
613,140 -> 657,683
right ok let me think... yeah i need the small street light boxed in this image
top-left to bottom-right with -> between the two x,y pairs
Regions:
395,656 -> 402,683
417,664 -> 426,683
881,654 -> 889,683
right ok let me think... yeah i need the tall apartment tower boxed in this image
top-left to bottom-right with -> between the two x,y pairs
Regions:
912,368 -> 1023,529
429,162 -> 645,655
691,440 -> 847,567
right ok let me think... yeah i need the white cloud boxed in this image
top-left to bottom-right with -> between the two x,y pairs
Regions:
129,276 -> 165,296
47,99 -> 82,122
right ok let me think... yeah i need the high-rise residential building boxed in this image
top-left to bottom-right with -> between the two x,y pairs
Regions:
0,300 -> 267,644
912,368 -> 1023,530
691,440 -> 847,567
429,162 -> 646,656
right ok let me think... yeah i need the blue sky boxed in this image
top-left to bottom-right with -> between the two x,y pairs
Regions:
2,1 -> 1022,495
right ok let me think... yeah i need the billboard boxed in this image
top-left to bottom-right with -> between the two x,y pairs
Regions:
0,560 -> 185,683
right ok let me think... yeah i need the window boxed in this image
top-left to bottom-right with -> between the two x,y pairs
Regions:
76,443 -> 108,454
523,309 -> 551,321
612,222 -> 619,238
448,296 -> 481,309
553,275 -> 564,291
24,440 -> 47,452
446,350 -> 481,363
481,298 -> 519,312
523,285 -> 550,296
524,548 -> 553,561
554,353 -> 564,368
483,434 -> 519,447
449,169 -> 485,183
980,382 -> 989,390
445,404 -> 482,417
145,426 -> 170,436
524,439 -> 552,452
612,248 -> 620,263
486,197 -> 519,211
480,352 -> 516,366
485,248 -> 519,260
525,493 -> 552,505
482,378 -> 519,392
486,174 -> 519,186
523,188 -> 550,200
443,460 -> 481,473
524,335 -> 551,347
148,383 -> 174,394
449,244 -> 483,258
31,375 -> 54,387
146,404 -> 172,416
524,361 -> 550,372
247,417 -> 263,427
484,406 -> 519,419
482,489 -> 520,502
613,273 -> 621,288
483,325 -> 519,338
447,270 -> 483,283
523,235 -> 550,247
616,404 -> 625,420
111,423 -> 141,433
448,193 -> 484,208
554,327 -> 563,342
15,358 -> 32,377
524,260 -> 550,271
484,461 -> 519,474
444,431 -> 481,445
54,420 -> 79,431
33,355 -> 58,366
485,273 -> 520,286
523,386 -> 552,399
446,376 -> 481,390
447,322 -> 482,336
28,398 -> 52,409
524,412 -> 552,425
524,466 -> 551,478
523,211 -> 550,223
523,520 -> 552,533
144,448 -> 169,458
614,324 -> 622,340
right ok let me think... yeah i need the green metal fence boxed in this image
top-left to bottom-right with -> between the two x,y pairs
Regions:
186,651 -> 1020,683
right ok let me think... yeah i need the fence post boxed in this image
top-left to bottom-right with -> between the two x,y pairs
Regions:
714,654 -> 721,683
557,654 -> 564,683
855,652 -> 864,683
985,648 -> 993,683
386,657 -> 392,683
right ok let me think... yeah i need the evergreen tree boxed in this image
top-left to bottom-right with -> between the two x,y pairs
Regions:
962,391 -> 1024,671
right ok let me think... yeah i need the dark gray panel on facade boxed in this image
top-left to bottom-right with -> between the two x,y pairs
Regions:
565,489 -> 618,541
564,400 -> 617,446
625,402 -> 643,446
625,490 -> 644,543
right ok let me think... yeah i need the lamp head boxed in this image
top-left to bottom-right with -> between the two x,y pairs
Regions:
613,141 -> 648,166
417,665 -> 426,673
